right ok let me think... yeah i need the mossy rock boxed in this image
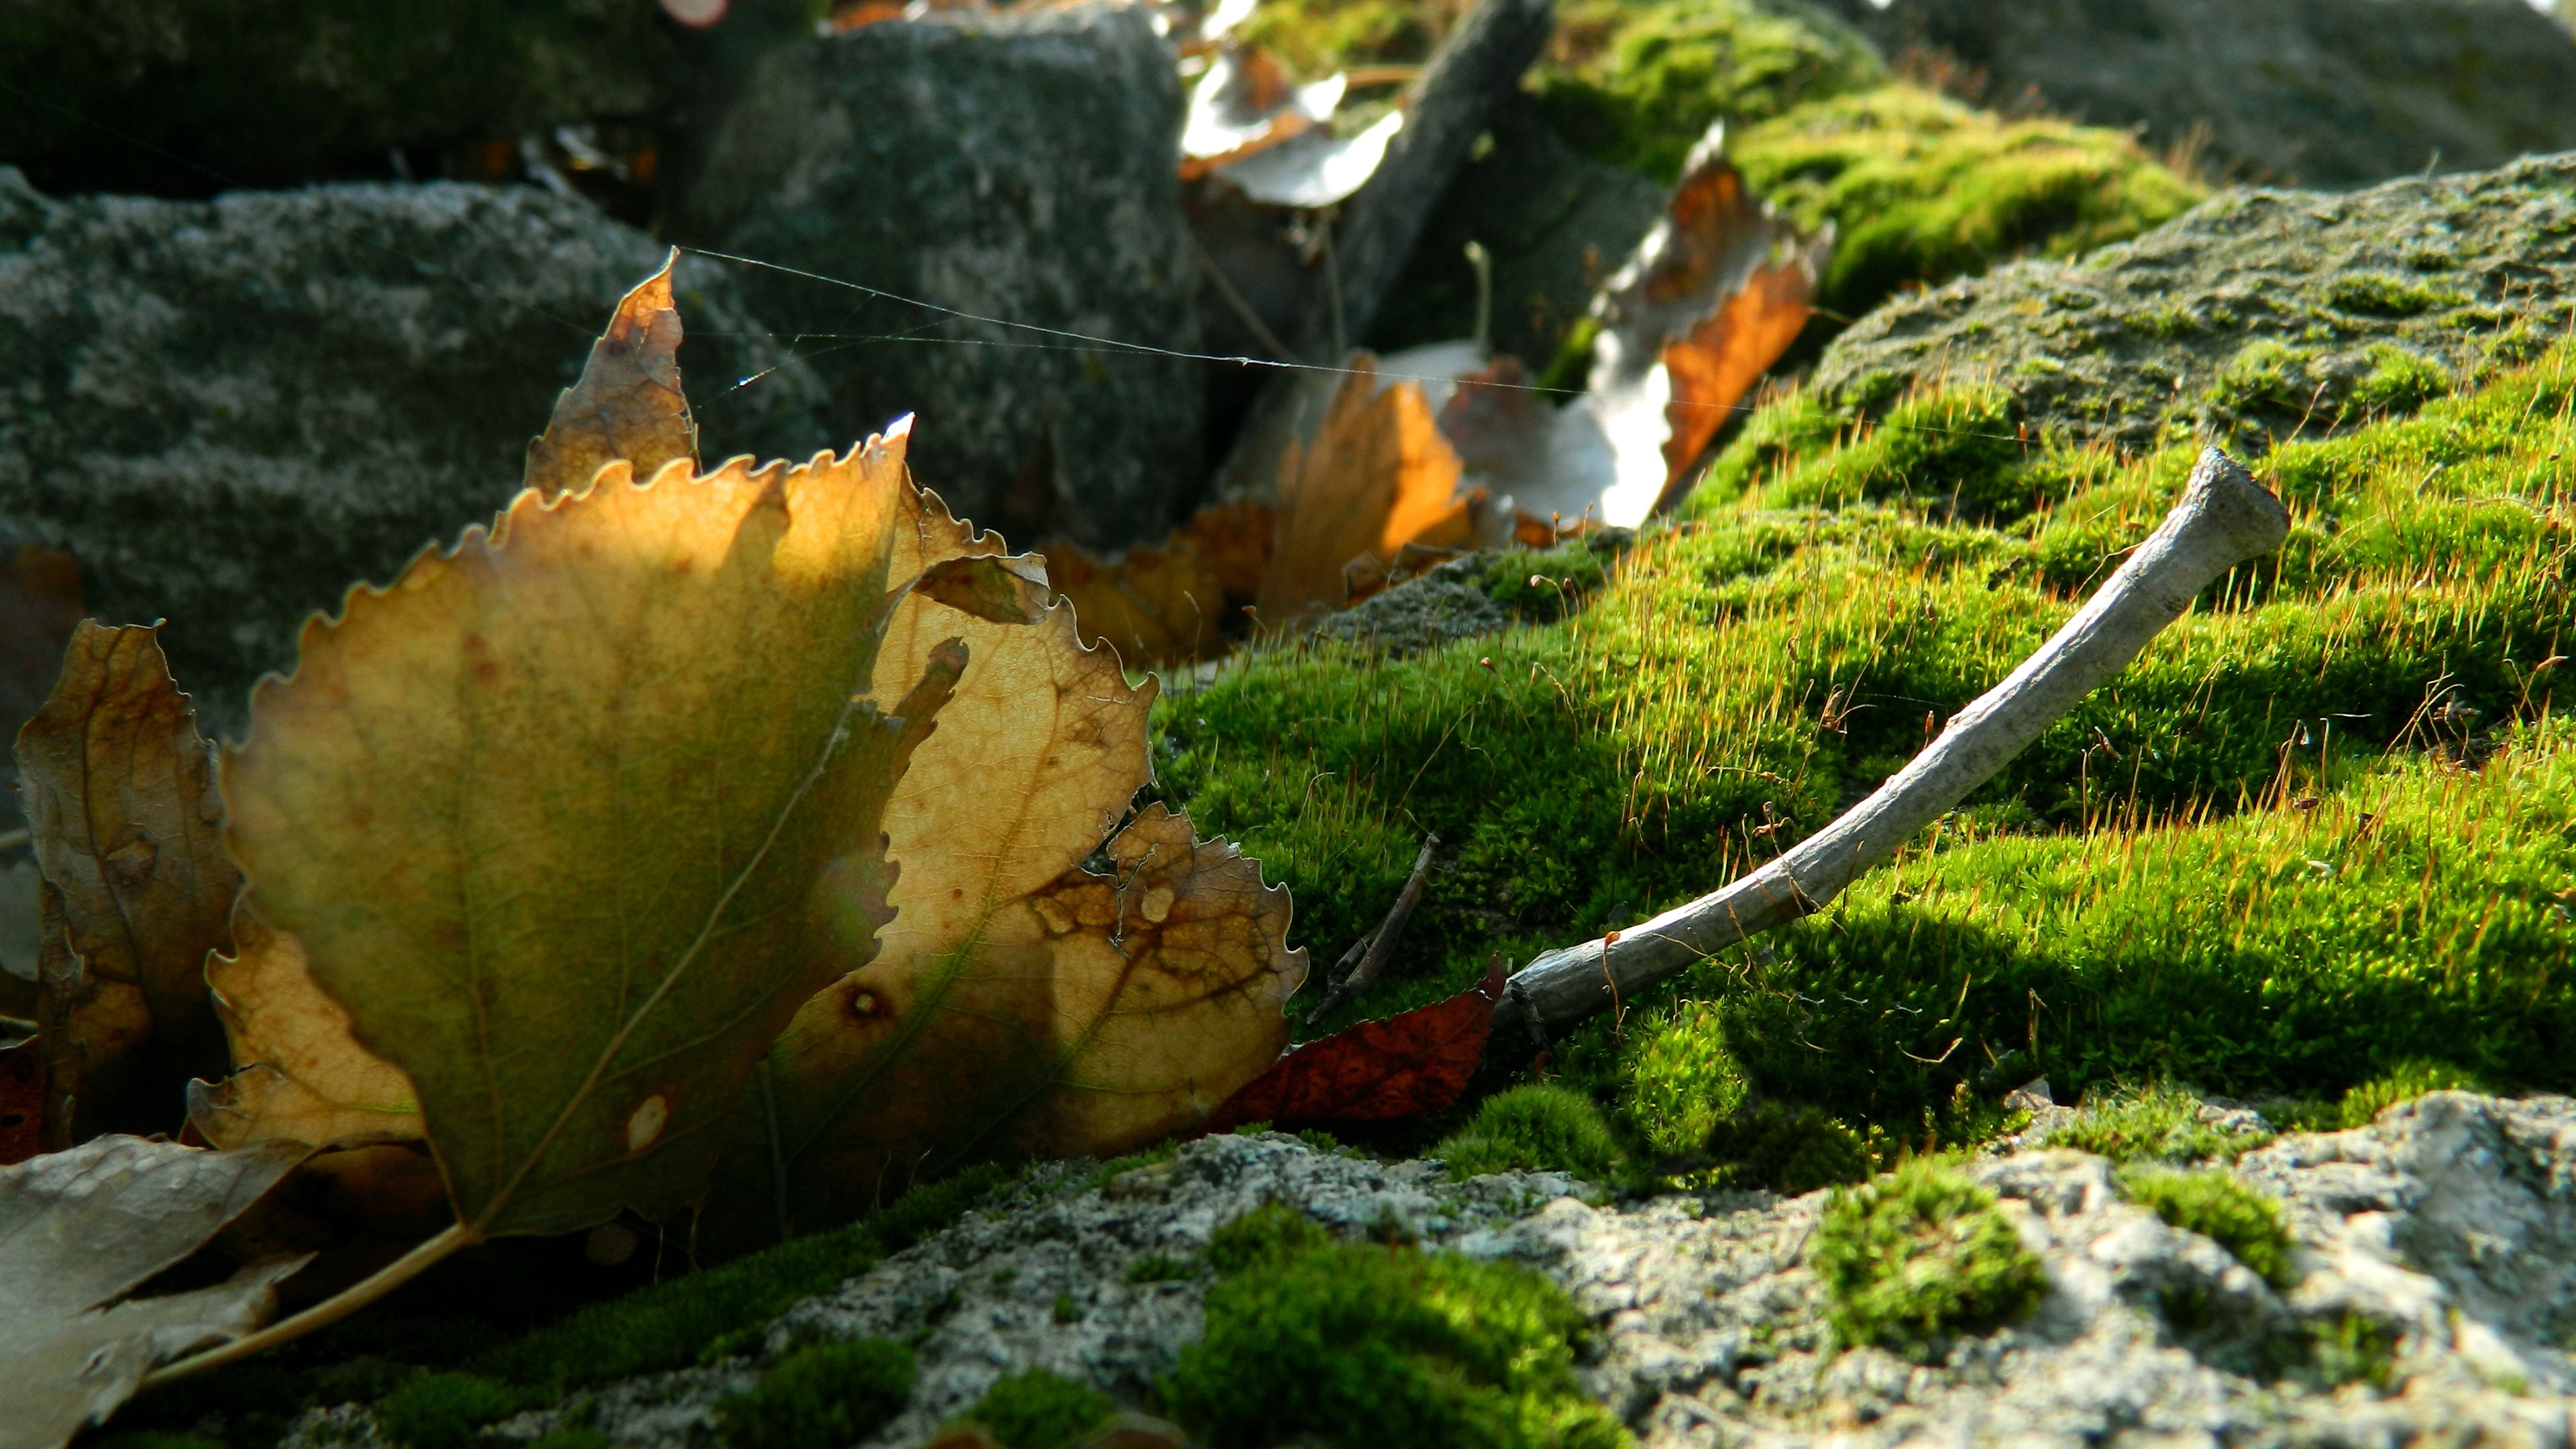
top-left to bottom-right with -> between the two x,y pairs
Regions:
1165,1204 -> 1625,1449
1833,0 -> 2576,189
1811,1157 -> 2047,1359
1529,0 -> 1886,183
1167,321 -> 2576,1147
1730,84 -> 2206,321
1801,152 -> 2576,459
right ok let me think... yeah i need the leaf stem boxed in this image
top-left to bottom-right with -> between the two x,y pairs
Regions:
139,1222 -> 475,1389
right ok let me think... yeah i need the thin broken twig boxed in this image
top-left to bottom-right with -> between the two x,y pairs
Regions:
1305,833 -> 1438,1024
1497,447 -> 2291,1049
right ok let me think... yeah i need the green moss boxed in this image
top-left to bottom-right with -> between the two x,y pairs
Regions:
1529,0 -> 1884,182
2305,1312 -> 2401,1389
1232,0 -> 1461,72
1124,1252 -> 1199,1283
468,1165 -> 1002,1391
2119,1168 -> 2295,1287
1703,1099 -> 1872,1193
378,1373 -> 533,1449
2324,272 -> 2467,318
1622,1000 -> 1750,1158
962,1370 -> 1116,1449
1811,1158 -> 2048,1359
525,1432 -> 610,1449
1205,1201 -> 1336,1276
1165,1209 -> 1627,1449
2043,1087 -> 2268,1164
2351,343 -> 2450,416
1746,381 -> 2034,521
2337,1059 -> 2487,1128
1730,85 -> 2206,319
1432,1083 -> 1625,1180
715,1339 -> 916,1449
2204,337 -> 2315,417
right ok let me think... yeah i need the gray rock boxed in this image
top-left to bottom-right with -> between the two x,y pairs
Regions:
674,5 -> 1203,551
1367,97 -> 1670,370
1838,0 -> 2576,188
0,170 -> 828,737
304,1092 -> 2576,1449
1809,151 -> 2576,457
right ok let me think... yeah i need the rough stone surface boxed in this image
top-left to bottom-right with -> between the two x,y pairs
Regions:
1309,566 -> 1516,656
1369,97 -> 1670,370
1809,151 -> 2576,455
282,1093 -> 2576,1449
0,169 -> 828,738
674,5 -> 1203,552
1833,0 -> 2576,188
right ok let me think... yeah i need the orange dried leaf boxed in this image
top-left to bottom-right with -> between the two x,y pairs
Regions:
1048,499 -> 1275,667
15,623 -> 236,1146
1258,357 -> 1473,629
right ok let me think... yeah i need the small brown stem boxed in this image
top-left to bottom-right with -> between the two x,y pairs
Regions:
140,1222 -> 475,1389
1303,834 -> 1438,1025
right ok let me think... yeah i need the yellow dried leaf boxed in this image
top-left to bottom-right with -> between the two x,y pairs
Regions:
521,250 -> 698,502
186,909 -> 422,1153
221,431 -> 971,1240
708,488 -> 1301,1242
1256,357 -> 1472,629
15,623 -> 235,1146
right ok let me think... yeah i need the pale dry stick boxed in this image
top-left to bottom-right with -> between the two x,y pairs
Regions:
1303,833 -> 1439,1026
1499,446 -> 2291,1046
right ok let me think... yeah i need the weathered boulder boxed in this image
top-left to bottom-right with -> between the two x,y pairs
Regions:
0,0 -> 686,196
0,169 -> 830,737
1807,152 -> 2576,455
673,5 -> 1203,551
1835,0 -> 2576,189
266,1092 -> 2576,1449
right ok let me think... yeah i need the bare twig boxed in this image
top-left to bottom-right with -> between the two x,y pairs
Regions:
1498,447 -> 2290,1047
1304,833 -> 1439,1025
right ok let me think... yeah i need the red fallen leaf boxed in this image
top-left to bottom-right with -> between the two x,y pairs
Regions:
1199,959 -> 1505,1132
0,1037 -> 43,1166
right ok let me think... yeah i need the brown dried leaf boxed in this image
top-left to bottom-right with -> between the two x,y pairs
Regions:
15,623 -> 235,1145
1257,357 -> 1474,629
1048,500 -> 1273,665
186,908 -> 422,1154
0,1135 -> 306,1449
522,250 -> 698,502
